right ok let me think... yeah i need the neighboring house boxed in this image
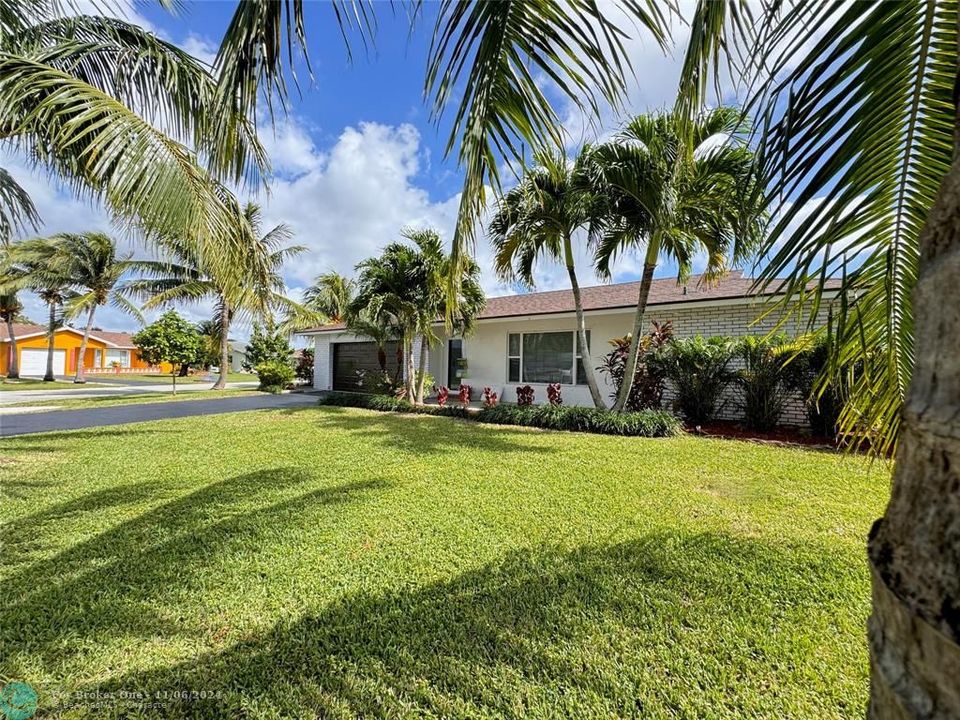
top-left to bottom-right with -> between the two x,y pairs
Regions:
228,341 -> 248,373
0,324 -> 169,376
301,272 -> 840,423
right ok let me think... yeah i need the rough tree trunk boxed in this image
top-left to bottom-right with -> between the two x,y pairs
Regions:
866,131 -> 960,716
43,302 -> 56,382
74,304 -> 97,383
404,333 -> 416,403
215,298 -> 230,390
415,335 -> 429,405
564,235 -> 606,409
612,254 -> 658,412
5,317 -> 19,379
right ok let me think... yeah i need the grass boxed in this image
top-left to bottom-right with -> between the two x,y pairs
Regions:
0,378 -> 93,391
89,372 -> 255,384
0,406 -> 889,718
5,388 -> 259,411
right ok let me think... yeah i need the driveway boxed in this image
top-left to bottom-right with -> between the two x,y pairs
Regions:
0,392 -> 317,437
0,381 -> 259,407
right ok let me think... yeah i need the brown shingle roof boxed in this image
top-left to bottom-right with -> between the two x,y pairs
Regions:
300,271 -> 841,333
0,323 -> 46,341
90,330 -> 138,348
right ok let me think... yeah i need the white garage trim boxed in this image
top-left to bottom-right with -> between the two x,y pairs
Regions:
20,348 -> 66,376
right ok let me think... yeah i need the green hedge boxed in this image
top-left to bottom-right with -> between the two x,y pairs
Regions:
318,392 -> 683,438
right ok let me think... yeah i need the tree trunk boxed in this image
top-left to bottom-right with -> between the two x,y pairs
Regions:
74,304 -> 97,383
415,335 -> 429,405
178,363 -> 190,377
5,316 -> 19,379
172,368 -> 177,395
214,298 -> 230,390
866,135 -> 960,716
404,333 -> 416,403
564,234 -> 606,409
612,251 -> 658,412
43,302 -> 56,382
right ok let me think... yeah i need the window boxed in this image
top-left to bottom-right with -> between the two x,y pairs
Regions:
507,331 -> 590,385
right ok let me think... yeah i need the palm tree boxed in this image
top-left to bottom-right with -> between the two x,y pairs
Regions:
0,6 -> 267,266
678,2 -> 958,714
4,238 -> 77,381
351,229 -> 484,404
593,108 -> 763,412
490,146 -> 606,408
44,233 -> 145,383
302,272 -> 356,324
124,203 -> 306,390
0,290 -> 23,378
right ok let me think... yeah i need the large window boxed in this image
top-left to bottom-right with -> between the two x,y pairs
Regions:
507,331 -> 590,385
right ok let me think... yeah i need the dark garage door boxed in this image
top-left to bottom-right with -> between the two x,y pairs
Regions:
332,341 -> 400,392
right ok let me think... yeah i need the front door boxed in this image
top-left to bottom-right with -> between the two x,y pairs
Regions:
447,339 -> 463,389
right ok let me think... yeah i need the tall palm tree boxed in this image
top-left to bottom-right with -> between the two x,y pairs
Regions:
593,108 -> 763,412
677,2 -> 958,714
0,290 -> 23,379
124,203 -> 306,390
4,237 -> 77,381
490,146 -> 606,408
45,233 -> 145,383
351,228 -> 484,404
0,5 -> 267,265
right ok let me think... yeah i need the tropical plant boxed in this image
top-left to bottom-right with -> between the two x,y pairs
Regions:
122,202 -> 305,390
490,146 -> 606,407
255,360 -> 294,394
599,321 -> 675,411
435,385 -> 449,407
351,228 -> 484,404
457,383 -> 472,406
516,385 -> 534,407
244,323 -> 293,370
38,233 -> 144,383
294,347 -> 314,383
734,335 -> 795,432
652,336 -> 736,426
131,310 -> 202,395
592,108 -> 764,412
783,335 -> 844,439
679,4 -> 959,703
194,319 -> 222,370
0,6 -> 266,270
302,272 -> 356,324
0,290 -> 22,379
482,386 -> 499,408
546,383 -> 562,407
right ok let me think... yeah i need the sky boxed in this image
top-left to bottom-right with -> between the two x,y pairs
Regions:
5,1 -> 711,338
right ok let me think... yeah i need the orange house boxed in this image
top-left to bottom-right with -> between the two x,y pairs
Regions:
1,324 -> 171,377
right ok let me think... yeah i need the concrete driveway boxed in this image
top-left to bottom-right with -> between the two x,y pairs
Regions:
0,392 -> 317,437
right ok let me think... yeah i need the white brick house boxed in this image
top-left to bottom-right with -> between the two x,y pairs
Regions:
301,272 -> 839,426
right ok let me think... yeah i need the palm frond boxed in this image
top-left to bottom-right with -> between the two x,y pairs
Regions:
0,166 -> 40,242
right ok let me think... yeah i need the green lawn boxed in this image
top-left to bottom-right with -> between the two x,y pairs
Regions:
6,388 -> 259,411
92,372 -> 255,384
0,378 -> 91,391
0,407 -> 889,718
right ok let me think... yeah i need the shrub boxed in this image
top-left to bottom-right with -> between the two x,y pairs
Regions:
734,335 -> 796,431
435,385 -> 449,406
599,321 -> 674,410
458,383 -> 473,406
356,368 -> 404,397
318,393 -> 683,438
546,383 -> 562,406
784,334 -> 844,437
516,385 -> 534,406
255,361 -> 295,393
652,336 -> 736,425
294,348 -> 314,382
482,386 -> 499,408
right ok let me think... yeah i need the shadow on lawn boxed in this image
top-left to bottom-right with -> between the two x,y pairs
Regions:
60,532 -> 864,719
0,469 -> 388,674
311,405 -> 555,456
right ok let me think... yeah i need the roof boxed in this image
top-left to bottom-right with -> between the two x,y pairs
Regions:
300,271 -> 842,334
0,324 -> 138,348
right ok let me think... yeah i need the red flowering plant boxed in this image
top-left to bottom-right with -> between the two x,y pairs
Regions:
482,387 -> 499,408
516,385 -> 534,406
435,385 -> 449,407
546,383 -> 562,406
458,383 -> 472,406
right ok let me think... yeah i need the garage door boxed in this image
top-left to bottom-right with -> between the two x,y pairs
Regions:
20,348 -> 66,376
333,341 -> 400,392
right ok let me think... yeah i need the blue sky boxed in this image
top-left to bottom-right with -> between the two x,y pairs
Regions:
7,1 -> 712,336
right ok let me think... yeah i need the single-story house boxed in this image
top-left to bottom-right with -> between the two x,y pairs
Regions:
0,324 -> 169,377
301,271 -> 840,424
228,341 -> 249,373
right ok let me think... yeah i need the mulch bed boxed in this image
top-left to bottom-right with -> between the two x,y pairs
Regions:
689,420 -> 839,449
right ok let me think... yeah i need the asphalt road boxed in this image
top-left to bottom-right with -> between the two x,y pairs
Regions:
0,392 -> 317,437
